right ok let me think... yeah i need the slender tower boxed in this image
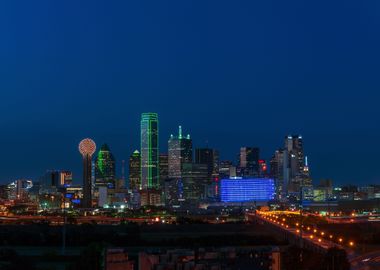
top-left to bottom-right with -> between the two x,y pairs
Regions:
79,138 -> 96,208
140,113 -> 159,189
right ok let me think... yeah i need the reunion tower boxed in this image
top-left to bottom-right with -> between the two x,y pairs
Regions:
79,138 -> 96,208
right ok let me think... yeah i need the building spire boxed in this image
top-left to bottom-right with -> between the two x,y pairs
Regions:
179,125 -> 182,139
121,160 -> 125,181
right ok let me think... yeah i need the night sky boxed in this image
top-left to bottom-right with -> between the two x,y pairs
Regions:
0,1 -> 379,186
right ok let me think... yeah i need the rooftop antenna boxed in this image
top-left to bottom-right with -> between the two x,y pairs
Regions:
179,125 -> 182,139
121,160 -> 125,180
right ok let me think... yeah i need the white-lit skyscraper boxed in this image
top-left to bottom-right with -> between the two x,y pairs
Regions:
168,126 -> 192,179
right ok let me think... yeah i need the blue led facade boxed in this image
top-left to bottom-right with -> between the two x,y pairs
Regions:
220,178 -> 275,202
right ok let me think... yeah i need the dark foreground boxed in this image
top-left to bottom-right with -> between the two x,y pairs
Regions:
0,223 -> 351,270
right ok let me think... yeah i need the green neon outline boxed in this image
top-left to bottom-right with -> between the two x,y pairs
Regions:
141,113 -> 159,189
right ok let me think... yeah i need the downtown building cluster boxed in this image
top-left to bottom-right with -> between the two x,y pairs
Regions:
48,113 -> 311,209
1,112 -> 380,213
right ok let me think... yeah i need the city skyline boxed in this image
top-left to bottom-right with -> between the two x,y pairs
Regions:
0,114 -> 376,187
1,1 -> 380,186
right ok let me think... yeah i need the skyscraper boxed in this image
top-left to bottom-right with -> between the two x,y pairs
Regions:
181,163 -> 209,202
270,148 -> 289,199
168,126 -> 192,179
285,135 -> 304,178
95,144 -> 116,189
284,135 -> 312,194
238,147 -> 260,177
129,150 -> 141,190
79,138 -> 96,208
140,113 -> 159,189
195,148 -> 219,181
159,153 -> 169,188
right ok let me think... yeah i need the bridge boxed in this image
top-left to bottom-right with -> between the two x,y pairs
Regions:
247,211 -> 380,270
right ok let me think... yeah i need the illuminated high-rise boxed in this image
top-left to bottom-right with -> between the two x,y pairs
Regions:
168,126 -> 192,179
285,135 -> 304,178
95,144 -> 116,189
270,148 -> 289,199
195,148 -> 219,181
79,138 -> 96,208
129,150 -> 141,190
238,147 -> 260,177
284,135 -> 313,194
181,163 -> 209,201
195,148 -> 220,199
140,113 -> 159,189
159,153 -> 169,188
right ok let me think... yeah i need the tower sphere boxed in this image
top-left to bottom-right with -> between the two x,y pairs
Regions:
79,138 -> 96,156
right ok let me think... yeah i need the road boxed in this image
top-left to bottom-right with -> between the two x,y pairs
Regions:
0,215 -> 161,225
248,212 -> 343,251
350,250 -> 380,270
251,211 -> 380,270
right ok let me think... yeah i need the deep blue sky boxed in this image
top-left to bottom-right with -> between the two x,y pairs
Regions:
0,1 -> 379,186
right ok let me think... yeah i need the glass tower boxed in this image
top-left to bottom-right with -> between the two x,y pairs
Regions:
129,150 -> 141,190
95,144 -> 116,189
238,147 -> 260,177
140,113 -> 159,189
168,126 -> 192,179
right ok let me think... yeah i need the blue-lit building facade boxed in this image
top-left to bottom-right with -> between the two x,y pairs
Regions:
220,178 -> 275,203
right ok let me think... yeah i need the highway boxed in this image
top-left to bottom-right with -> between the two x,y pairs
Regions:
350,250 -> 380,270
248,212 -> 345,251
251,211 -> 380,270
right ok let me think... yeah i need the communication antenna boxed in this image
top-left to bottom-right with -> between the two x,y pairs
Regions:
122,160 -> 125,180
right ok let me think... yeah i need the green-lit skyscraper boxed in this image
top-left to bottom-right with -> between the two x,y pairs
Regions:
95,144 -> 116,189
140,113 -> 159,189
